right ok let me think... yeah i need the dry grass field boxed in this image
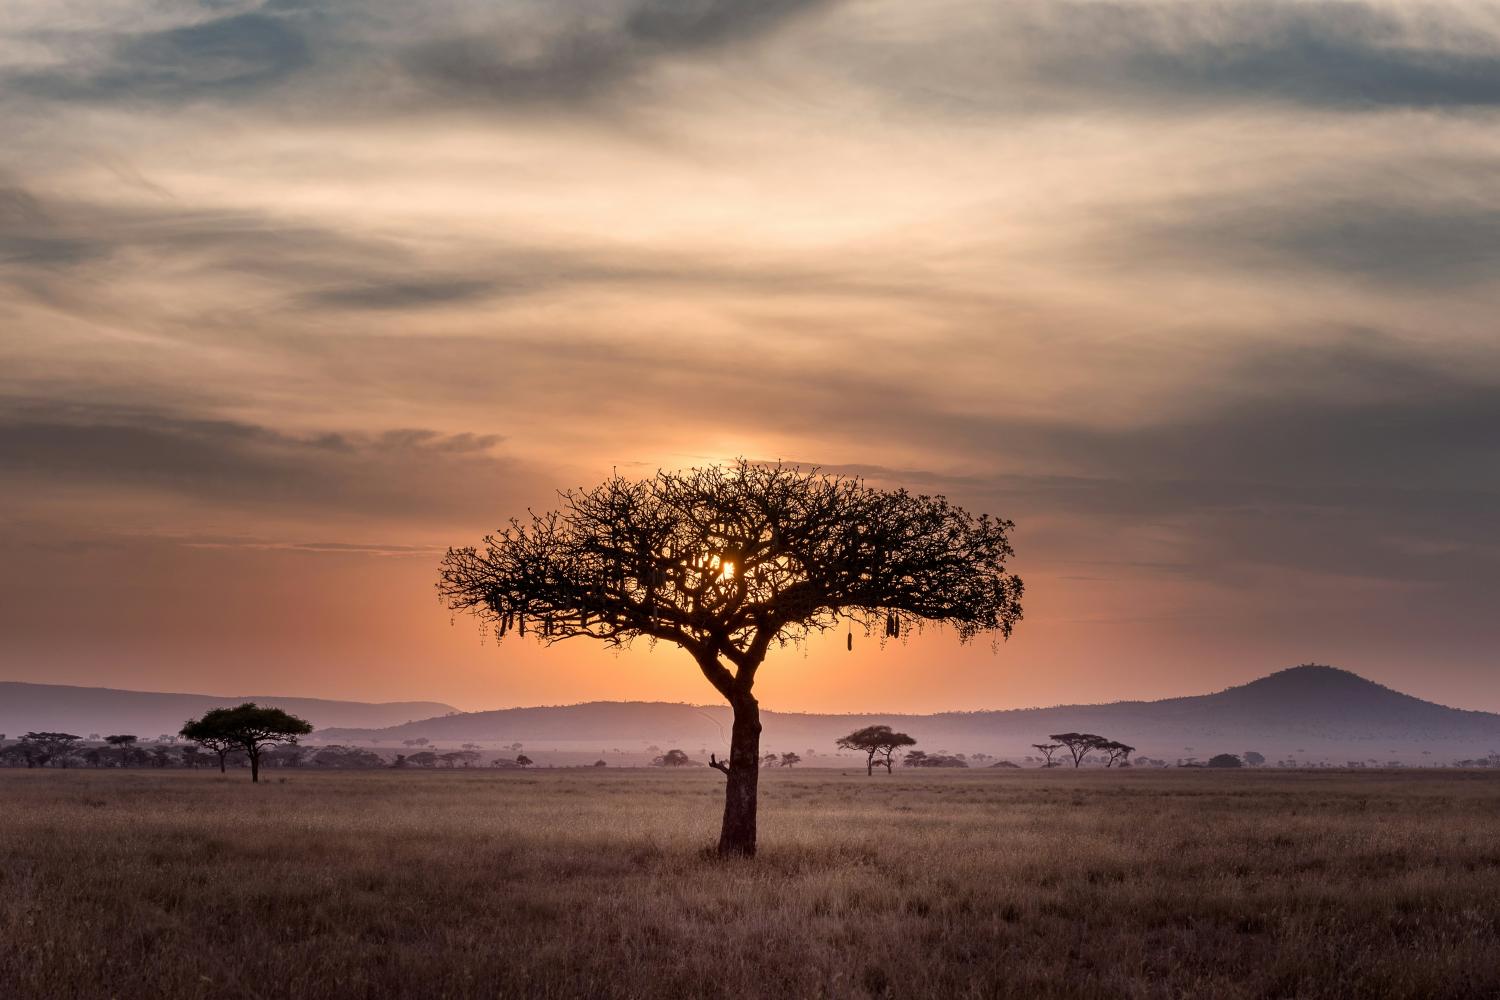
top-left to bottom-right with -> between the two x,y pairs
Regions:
3,767 -> 1499,1000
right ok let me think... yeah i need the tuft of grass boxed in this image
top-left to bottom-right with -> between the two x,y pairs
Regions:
2,768 -> 1498,999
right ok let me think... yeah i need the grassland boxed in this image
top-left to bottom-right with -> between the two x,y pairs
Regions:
2,767 -> 1499,1000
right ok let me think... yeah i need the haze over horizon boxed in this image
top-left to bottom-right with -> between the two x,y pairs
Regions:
4,0 -> 1499,715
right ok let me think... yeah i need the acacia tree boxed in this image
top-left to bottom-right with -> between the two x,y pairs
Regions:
16,732 -> 81,768
185,732 -> 237,773
837,725 -> 918,776
780,752 -> 801,768
1031,742 -> 1063,768
180,704 -> 312,783
1049,733 -> 1110,768
1100,741 -> 1135,767
104,734 -> 138,767
440,462 -> 1023,857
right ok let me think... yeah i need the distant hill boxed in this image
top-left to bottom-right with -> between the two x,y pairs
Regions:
316,666 -> 1500,763
0,682 -> 457,738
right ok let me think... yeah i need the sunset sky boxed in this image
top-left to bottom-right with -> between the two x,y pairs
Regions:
3,0 -> 1498,715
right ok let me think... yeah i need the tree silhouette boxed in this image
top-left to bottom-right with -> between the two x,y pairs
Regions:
185,732 -> 237,773
104,734 -> 138,767
838,725 -> 918,775
441,462 -> 1022,857
1032,742 -> 1063,768
180,704 -> 312,783
16,732 -> 81,768
1100,741 -> 1135,767
1049,733 -> 1110,768
515,754 -> 534,768
779,752 -> 801,768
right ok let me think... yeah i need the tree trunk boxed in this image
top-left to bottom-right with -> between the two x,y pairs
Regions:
218,752 -> 226,774
866,751 -> 874,777
250,751 -> 260,783
717,695 -> 761,857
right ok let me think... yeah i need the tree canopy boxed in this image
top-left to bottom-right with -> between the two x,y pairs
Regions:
180,704 -> 312,783
1048,733 -> 1111,768
440,461 -> 1022,856
837,725 -> 918,775
439,462 -> 1023,693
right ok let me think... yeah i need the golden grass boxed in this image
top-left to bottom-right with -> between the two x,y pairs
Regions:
3,768 -> 1499,999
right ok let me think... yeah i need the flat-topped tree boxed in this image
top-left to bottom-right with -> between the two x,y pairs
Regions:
1049,733 -> 1110,768
440,461 -> 1023,857
838,725 -> 917,775
104,734 -> 137,767
180,704 -> 312,783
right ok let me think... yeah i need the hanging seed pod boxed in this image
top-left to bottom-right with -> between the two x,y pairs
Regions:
519,614 -> 526,637
893,615 -> 900,639
847,631 -> 853,652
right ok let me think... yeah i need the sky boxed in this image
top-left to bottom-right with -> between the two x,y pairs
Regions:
2,0 -> 1498,715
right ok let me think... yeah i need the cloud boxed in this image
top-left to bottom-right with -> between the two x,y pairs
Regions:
845,0 -> 1500,115
10,12 -> 309,103
403,0 -> 836,107
1049,2 -> 1500,110
0,400 -> 522,521
1108,192 -> 1500,289
302,279 -> 499,311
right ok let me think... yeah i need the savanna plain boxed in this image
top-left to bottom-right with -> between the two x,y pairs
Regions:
3,768 -> 1499,1000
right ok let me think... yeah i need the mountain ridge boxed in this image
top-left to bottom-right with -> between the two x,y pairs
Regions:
312,665 -> 1500,761
0,681 -> 458,737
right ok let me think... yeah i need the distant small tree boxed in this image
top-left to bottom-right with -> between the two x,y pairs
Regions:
18,732 -> 82,768
652,749 -> 692,767
104,734 -> 138,767
408,751 -> 438,768
780,752 -> 801,768
1049,733 -> 1110,768
1100,741 -> 1134,768
1243,751 -> 1266,767
515,754 -> 534,768
906,751 -> 969,768
837,725 -> 916,775
440,750 -> 482,768
761,753 -> 779,768
314,745 -> 384,769
1206,753 -> 1243,768
187,732 -> 237,773
1032,743 -> 1062,768
265,744 -> 306,768
593,759 -> 608,767
180,704 -> 313,783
